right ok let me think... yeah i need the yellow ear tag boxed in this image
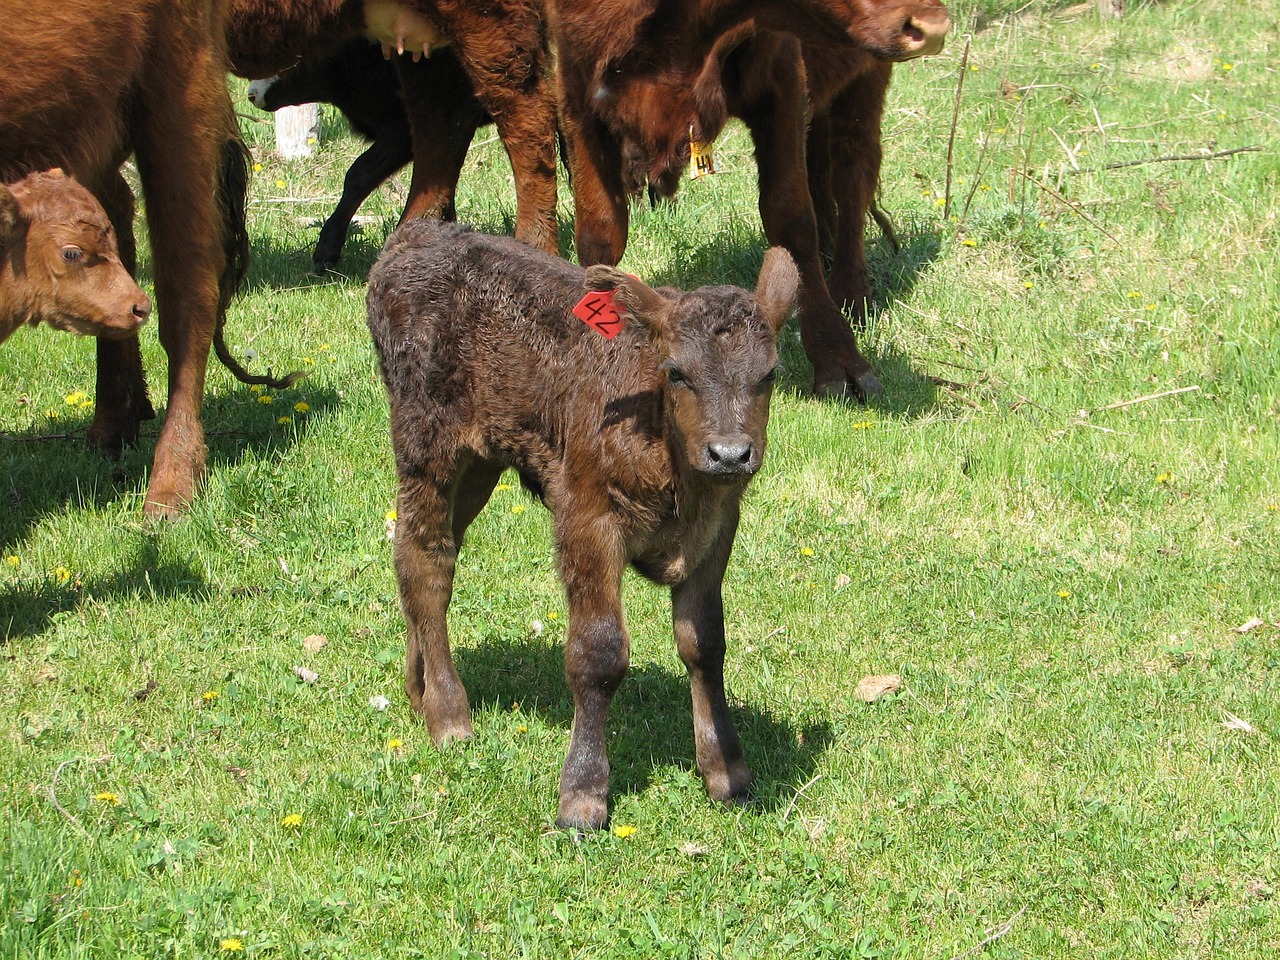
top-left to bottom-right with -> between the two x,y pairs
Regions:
689,126 -> 716,180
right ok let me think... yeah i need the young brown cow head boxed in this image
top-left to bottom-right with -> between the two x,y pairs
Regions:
586,248 -> 799,480
0,169 -> 150,342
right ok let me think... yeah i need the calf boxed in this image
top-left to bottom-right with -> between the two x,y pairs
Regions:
367,219 -> 798,829
246,40 -> 490,271
1,169 -> 151,344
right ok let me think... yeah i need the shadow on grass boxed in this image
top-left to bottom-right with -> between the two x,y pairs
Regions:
0,541 -> 211,643
452,634 -> 833,815
0,386 -> 342,560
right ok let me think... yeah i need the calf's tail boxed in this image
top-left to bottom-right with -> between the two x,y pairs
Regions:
211,135 -> 306,389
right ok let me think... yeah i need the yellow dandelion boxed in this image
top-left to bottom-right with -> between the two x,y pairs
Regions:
385,509 -> 397,521
64,390 -> 88,406
386,738 -> 404,751
257,394 -> 274,404
961,238 -> 977,247
1058,590 -> 1071,599
1221,62 -> 1234,71
1127,291 -> 1142,299
1266,504 -> 1278,512
979,184 -> 991,191
94,791 -> 120,806
1090,63 -> 1100,70
1145,303 -> 1156,311
995,127 -> 1007,134
319,343 -> 330,352
517,724 -> 528,733
495,483 -> 513,492
275,179 -> 287,189
54,567 -> 70,584
202,690 -> 220,702
293,401 -> 310,413
800,547 -> 815,557
1156,472 -> 1172,484
1024,281 -> 1035,289
220,939 -> 245,953
250,384 -> 264,395
252,162 -> 264,172
511,504 -> 527,514
612,824 -> 637,839
277,416 -> 292,425
850,421 -> 874,430
280,813 -> 303,829
547,612 -> 559,621
5,555 -> 19,567
933,197 -> 946,207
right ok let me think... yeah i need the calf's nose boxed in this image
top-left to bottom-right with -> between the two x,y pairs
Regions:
706,438 -> 754,472
132,297 -> 152,324
902,11 -> 950,58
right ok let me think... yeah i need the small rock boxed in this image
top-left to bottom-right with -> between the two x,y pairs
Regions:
855,674 -> 901,703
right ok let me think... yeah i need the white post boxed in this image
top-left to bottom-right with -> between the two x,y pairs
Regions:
274,103 -> 320,159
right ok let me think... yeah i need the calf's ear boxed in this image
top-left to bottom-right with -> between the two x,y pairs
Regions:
0,185 -> 22,249
584,265 -> 671,340
755,247 -> 799,334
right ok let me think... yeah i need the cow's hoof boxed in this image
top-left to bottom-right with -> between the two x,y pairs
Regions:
853,370 -> 884,399
426,717 -> 474,747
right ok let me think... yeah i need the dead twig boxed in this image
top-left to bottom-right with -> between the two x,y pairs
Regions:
47,755 -> 110,838
1090,384 -> 1200,413
950,906 -> 1028,960
1019,169 -> 1122,245
943,36 -> 972,220
781,774 -> 822,823
1071,144 -> 1262,174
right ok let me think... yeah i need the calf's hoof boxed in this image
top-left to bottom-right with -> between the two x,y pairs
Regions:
555,794 -> 609,832
814,370 -> 883,403
427,717 -> 474,747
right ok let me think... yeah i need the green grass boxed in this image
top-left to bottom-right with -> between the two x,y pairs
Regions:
3,1 -> 1279,956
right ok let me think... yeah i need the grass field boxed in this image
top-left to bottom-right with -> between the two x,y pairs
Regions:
3,0 -> 1279,956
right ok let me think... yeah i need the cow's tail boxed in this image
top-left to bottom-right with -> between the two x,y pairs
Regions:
211,135 -> 306,389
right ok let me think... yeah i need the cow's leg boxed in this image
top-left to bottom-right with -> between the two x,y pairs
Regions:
825,62 -> 891,323
392,54 -> 486,230
86,169 -> 155,457
561,109 -> 629,266
806,109 -> 837,260
131,15 -> 238,516
555,512 -> 628,829
435,12 -> 558,254
737,62 -> 882,399
314,127 -> 412,271
672,521 -> 754,806
397,467 -> 478,744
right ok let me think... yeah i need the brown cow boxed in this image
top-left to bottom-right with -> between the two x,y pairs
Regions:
367,218 -> 798,829
1,170 -> 151,345
226,0 -> 558,255
0,0 -> 275,517
545,0 -> 950,398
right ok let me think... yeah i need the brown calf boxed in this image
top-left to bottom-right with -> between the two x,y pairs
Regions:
546,0 -> 949,398
367,219 -> 798,829
226,0 -> 558,255
1,170 -> 151,345
0,0 -> 262,517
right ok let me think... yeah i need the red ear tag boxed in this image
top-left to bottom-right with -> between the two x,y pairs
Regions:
573,288 -> 626,339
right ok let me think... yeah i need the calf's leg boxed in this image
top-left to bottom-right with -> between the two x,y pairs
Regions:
314,127 -> 412,270
396,472 -> 474,744
672,525 -> 753,805
556,513 -> 629,830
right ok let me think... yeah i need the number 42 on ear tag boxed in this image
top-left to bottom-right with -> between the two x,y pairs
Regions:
573,289 -> 625,339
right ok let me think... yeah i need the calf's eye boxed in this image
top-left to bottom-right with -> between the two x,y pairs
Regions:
666,366 -> 689,387
61,246 -> 84,264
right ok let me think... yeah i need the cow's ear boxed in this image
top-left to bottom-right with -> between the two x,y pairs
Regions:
0,184 -> 21,249
584,265 -> 671,340
755,247 -> 799,335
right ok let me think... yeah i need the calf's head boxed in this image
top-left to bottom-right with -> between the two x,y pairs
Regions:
586,248 -> 799,480
0,170 -> 150,340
